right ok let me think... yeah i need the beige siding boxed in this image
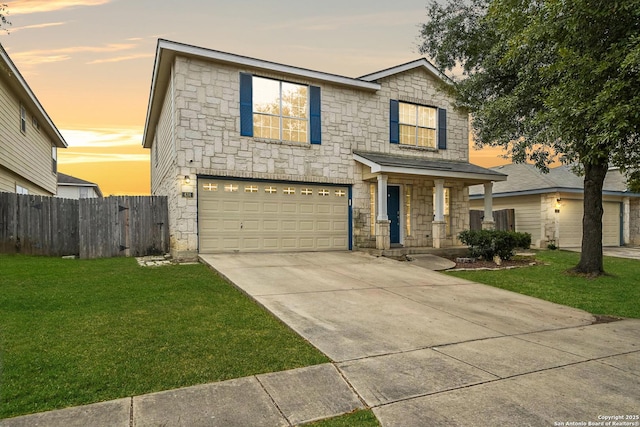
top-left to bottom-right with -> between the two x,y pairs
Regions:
0,77 -> 57,195
470,194 -> 542,244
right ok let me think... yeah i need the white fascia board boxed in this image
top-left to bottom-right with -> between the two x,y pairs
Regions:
353,154 -> 507,182
359,59 -> 453,86
142,44 -> 167,148
0,44 -> 67,148
159,40 -> 381,91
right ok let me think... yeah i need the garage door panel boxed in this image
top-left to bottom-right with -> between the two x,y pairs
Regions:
199,179 -> 349,253
282,221 -> 297,231
282,203 -> 297,214
299,238 -> 315,249
317,204 -> 331,214
263,220 -> 279,231
223,201 -> 240,212
264,203 -> 279,213
299,221 -> 314,231
243,202 -> 260,212
300,204 -> 315,214
242,220 -> 259,231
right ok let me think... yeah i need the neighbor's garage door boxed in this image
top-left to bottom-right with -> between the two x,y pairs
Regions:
198,179 -> 349,253
559,199 -> 621,247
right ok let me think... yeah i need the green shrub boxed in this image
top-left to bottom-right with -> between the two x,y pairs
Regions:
458,229 -> 532,260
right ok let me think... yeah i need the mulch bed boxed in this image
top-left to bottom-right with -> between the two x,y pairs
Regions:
449,256 -> 539,270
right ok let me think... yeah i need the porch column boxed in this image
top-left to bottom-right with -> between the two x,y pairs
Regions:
376,174 -> 388,221
482,181 -> 495,230
432,179 -> 446,248
375,174 -> 390,250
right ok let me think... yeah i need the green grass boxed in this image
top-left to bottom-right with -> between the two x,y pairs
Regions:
447,250 -> 640,318
0,255 -> 329,419
303,410 -> 380,426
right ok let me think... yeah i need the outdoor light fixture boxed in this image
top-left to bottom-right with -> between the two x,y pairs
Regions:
555,198 -> 561,213
181,175 -> 194,198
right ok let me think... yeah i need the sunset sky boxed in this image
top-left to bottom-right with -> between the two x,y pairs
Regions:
2,0 -> 508,195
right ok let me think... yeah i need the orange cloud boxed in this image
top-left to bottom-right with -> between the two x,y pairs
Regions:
7,0 -> 111,14
87,53 -> 153,65
1,21 -> 65,33
10,43 -> 135,65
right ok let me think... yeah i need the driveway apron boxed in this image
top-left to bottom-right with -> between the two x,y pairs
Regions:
200,252 -> 640,426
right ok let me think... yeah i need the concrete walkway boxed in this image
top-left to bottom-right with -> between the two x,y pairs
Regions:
2,251 -> 638,426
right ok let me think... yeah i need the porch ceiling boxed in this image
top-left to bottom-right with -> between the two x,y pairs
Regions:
353,151 -> 508,185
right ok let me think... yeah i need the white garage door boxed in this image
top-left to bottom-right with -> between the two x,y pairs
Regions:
559,199 -> 621,247
198,179 -> 350,253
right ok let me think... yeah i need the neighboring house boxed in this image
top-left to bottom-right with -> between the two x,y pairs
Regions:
142,39 -> 506,259
56,172 -> 103,199
469,163 -> 640,248
0,43 -> 67,195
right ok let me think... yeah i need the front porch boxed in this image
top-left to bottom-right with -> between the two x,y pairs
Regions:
354,151 -> 507,251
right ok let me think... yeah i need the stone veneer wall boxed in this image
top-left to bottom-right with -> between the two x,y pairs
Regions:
152,55 -> 471,257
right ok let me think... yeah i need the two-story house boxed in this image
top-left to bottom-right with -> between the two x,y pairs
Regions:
142,39 -> 506,259
0,43 -> 67,195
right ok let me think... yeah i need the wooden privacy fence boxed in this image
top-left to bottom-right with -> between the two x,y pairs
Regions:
0,192 -> 169,259
470,209 -> 516,231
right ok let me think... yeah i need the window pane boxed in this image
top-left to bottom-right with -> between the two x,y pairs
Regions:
417,128 -> 436,147
254,114 -> 280,139
282,118 -> 308,143
399,125 -> 416,145
399,102 -> 416,125
282,82 -> 308,119
253,77 -> 280,115
418,106 -> 436,128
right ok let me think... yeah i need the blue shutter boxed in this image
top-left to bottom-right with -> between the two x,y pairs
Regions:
390,100 -> 399,144
239,73 -> 253,137
310,85 -> 321,144
438,108 -> 447,149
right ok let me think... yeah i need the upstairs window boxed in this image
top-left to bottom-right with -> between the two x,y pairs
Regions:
399,102 -> 437,148
240,73 -> 321,144
253,77 -> 308,143
390,100 -> 447,149
20,105 -> 27,133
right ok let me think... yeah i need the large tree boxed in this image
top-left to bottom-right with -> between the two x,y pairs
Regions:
419,0 -> 640,275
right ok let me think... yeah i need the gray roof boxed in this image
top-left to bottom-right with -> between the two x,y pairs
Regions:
469,163 -> 633,198
353,151 -> 507,183
57,173 -> 103,197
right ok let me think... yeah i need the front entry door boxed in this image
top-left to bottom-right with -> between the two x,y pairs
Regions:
387,186 -> 400,244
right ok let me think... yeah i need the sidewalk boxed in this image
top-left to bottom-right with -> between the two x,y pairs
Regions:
0,363 -> 364,427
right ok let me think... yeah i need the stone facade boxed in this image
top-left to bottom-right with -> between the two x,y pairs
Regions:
145,42 -> 495,258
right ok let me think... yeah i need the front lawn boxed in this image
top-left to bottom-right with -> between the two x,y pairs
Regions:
0,255 -> 329,419
447,250 -> 640,319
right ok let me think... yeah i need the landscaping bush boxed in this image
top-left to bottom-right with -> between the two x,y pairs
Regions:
458,229 -> 532,260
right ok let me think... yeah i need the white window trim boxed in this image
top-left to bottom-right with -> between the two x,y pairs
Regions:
399,101 -> 437,148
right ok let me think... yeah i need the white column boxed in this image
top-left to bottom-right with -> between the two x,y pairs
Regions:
623,197 -> 630,245
434,179 -> 445,222
377,174 -> 388,221
484,182 -> 494,223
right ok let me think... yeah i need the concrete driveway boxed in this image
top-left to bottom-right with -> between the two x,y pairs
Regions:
201,251 -> 640,426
